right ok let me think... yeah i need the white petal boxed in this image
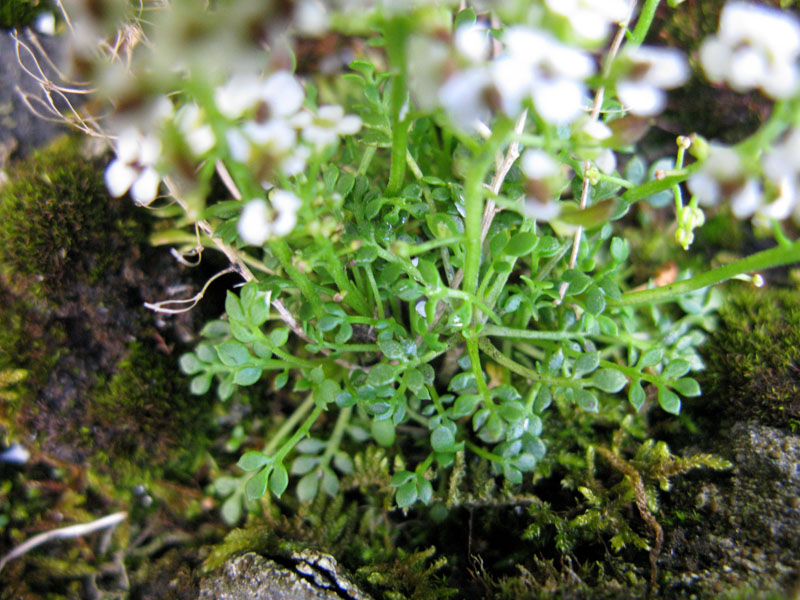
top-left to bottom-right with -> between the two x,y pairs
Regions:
262,71 -> 305,118
730,179 -> 762,219
186,125 -> 215,156
131,168 -> 161,206
238,199 -> 271,245
533,78 -> 586,124
728,46 -> 768,91
760,177 -> 795,220
521,149 -> 558,179
35,12 -> 56,35
114,128 -> 141,164
138,134 -> 162,166
595,149 -> 616,174
294,0 -> 329,36
455,24 -> 491,63
491,56 -> 534,116
337,114 -> 362,135
617,81 -> 665,116
523,197 -> 561,221
761,61 -> 800,99
699,38 -> 731,83
272,209 -> 298,236
215,74 -> 261,119
271,189 -> 301,213
105,160 -> 137,197
637,47 -> 689,88
226,128 -> 251,162
438,67 -> 493,130
244,120 -> 297,153
281,145 -> 310,176
687,172 -> 721,206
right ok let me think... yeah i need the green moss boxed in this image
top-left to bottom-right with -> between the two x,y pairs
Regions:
0,0 -> 50,29
89,342 -> 215,471
0,137 -> 146,301
700,285 -> 800,428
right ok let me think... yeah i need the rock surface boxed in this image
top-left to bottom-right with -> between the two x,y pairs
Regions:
198,551 -> 374,600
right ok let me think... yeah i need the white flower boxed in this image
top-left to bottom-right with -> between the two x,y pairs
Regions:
407,34 -> 452,111
237,190 -> 302,245
105,127 -> 162,206
291,105 -> 362,150
294,0 -> 329,36
545,0 -> 630,42
454,23 -> 491,63
615,46 -> 689,116
271,189 -> 302,236
687,144 -> 745,206
595,149 -> 617,174
499,27 -> 595,124
730,178 -> 762,218
215,71 -> 305,120
438,67 -> 494,131
521,149 -> 561,221
175,104 -> 215,156
699,1 -> 800,98
238,198 -> 272,245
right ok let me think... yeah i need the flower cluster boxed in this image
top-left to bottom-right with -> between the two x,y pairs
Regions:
700,1 -> 800,99
104,69 -> 361,242
614,46 -> 689,116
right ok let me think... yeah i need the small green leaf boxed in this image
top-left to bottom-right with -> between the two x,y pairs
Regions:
450,394 -> 481,419
245,468 -> 269,501
296,472 -> 320,502
234,367 -> 262,386
333,452 -> 354,474
225,291 -> 245,322
378,339 -> 405,360
663,359 -> 691,380
238,451 -> 269,472
591,368 -> 628,393
321,468 -> 339,497
658,385 -> 681,414
574,352 -> 600,378
190,374 -> 212,395
270,328 -> 290,347
610,237 -> 629,263
672,377 -> 701,397
448,371 -> 477,393
367,363 -> 396,387
637,348 -> 664,369
220,494 -> 242,525
217,377 -> 235,401
498,402 -> 526,423
291,455 -> 320,476
431,425 -> 456,452
505,232 -> 538,256
395,480 -> 418,507
454,6 -> 477,28
629,379 -> 646,411
335,322 -> 353,344
371,418 -> 396,447
269,463 -> 289,497
533,386 -> 552,413
315,379 -> 340,407
274,370 -> 289,390
179,353 -> 202,374
214,476 -> 239,496
393,279 -> 424,301
585,285 -> 606,315
230,320 -> 255,343
318,314 -> 342,332
576,389 -> 599,412
390,470 -> 416,487
562,269 -> 592,295
217,340 -> 250,367
417,478 -> 433,505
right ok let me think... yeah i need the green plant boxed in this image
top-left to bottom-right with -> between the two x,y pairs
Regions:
45,0 -> 800,520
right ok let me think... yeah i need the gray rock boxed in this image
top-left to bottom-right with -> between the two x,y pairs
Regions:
198,551 -> 374,600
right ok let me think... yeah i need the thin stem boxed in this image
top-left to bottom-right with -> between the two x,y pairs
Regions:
319,406 -> 353,466
274,404 -> 326,464
271,239 -> 326,318
263,394 -> 316,455
481,325 -> 587,340
628,0 -> 661,46
384,19 -> 410,195
612,239 -> 800,307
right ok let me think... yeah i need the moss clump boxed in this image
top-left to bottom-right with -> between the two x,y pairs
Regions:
0,0 -> 50,29
89,342 -> 214,471
0,137 -> 146,300
700,285 -> 800,429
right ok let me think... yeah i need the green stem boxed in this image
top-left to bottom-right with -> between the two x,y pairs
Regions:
319,406 -> 352,466
466,336 -> 492,404
612,239 -> 800,307
463,121 -> 514,296
481,325 -> 588,340
274,404 -> 326,463
628,0 -> 661,46
364,264 -> 386,319
319,238 -> 370,315
263,394 -> 316,455
465,440 -> 504,464
478,338 -> 578,388
384,19 -> 410,195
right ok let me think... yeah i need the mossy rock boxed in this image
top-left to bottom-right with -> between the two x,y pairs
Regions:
0,136 -> 146,301
700,285 -> 800,429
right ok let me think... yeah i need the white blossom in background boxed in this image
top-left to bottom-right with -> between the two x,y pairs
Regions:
174,103 -> 215,156
615,46 -> 689,116
238,190 -> 303,245
497,27 -> 595,124
454,23 -> 492,63
520,149 -> 562,221
407,34 -> 452,111
105,127 -> 163,206
545,0 -> 630,43
761,128 -> 800,220
438,67 -> 494,131
687,144 -> 745,206
290,105 -> 362,150
294,0 -> 329,36
699,1 -> 800,99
